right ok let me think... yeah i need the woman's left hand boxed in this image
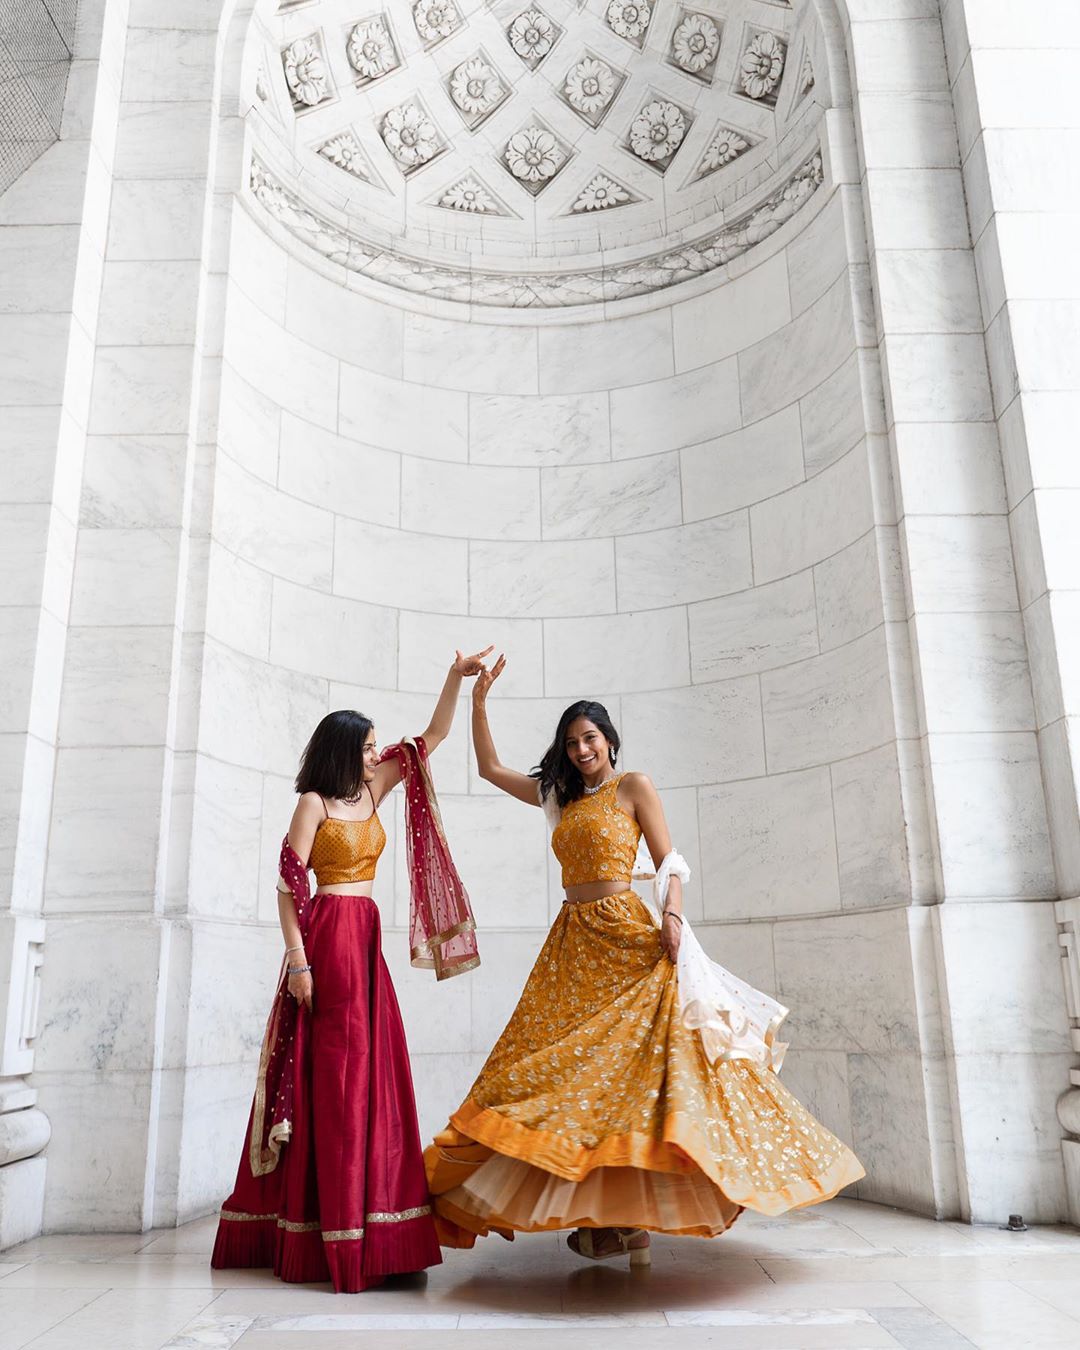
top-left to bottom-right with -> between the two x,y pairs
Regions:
660,912 -> 682,962
454,646 -> 494,677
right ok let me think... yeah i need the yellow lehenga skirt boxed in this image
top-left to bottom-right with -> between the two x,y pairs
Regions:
425,891 -> 864,1244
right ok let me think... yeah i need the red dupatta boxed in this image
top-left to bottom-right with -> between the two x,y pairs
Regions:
378,735 -> 480,981
247,735 -> 478,1177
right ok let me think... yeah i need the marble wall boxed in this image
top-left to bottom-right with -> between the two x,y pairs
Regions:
0,0 -> 1076,1243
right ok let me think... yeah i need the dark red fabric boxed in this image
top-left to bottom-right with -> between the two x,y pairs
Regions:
211,891 -> 441,1292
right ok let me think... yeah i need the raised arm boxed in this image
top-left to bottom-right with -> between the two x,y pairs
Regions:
472,656 -> 542,807
621,772 -> 683,961
370,646 -> 492,803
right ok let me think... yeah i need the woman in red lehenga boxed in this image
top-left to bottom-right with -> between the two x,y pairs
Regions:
211,648 -> 489,1293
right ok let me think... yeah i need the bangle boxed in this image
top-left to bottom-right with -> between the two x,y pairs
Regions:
663,910 -> 683,924
287,963 -> 312,975
285,945 -> 304,955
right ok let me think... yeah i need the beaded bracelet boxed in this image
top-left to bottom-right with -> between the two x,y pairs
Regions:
287,964 -> 313,975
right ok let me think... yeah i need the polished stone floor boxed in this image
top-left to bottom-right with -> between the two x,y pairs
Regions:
1,1199 -> 1079,1350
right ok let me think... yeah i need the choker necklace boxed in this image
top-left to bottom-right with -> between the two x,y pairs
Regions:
583,776 -> 613,795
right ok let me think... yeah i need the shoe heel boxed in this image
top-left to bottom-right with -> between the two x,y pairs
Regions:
629,1246 -> 651,1268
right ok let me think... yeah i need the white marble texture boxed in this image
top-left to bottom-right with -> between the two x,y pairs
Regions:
7,0 -> 1079,1250
469,390 -> 611,467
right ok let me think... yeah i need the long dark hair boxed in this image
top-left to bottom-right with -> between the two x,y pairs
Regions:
295,710 -> 373,800
530,700 -> 621,808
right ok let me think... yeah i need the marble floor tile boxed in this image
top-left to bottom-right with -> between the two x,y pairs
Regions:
0,1287 -> 102,1350
230,1333 -> 903,1350
759,1252 -> 1080,1283
15,1289 -> 220,1350
1011,1277 -> 1080,1318
3,1202 -> 1076,1348
899,1278 -> 1080,1350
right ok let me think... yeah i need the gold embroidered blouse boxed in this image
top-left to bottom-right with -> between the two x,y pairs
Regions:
551,774 -> 641,888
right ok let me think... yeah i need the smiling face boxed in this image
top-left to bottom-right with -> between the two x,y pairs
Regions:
362,728 -> 379,781
564,717 -> 612,777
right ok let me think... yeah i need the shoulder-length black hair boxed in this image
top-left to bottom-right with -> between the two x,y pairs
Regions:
530,700 -> 621,808
295,710 -> 373,801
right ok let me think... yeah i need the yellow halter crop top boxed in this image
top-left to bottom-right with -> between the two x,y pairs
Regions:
551,773 -> 642,888
308,809 -> 386,887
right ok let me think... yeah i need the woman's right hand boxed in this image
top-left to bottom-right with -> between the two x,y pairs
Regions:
473,653 -> 506,705
287,969 -> 313,1011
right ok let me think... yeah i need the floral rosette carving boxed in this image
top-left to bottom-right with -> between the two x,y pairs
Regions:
450,58 -> 503,116
505,125 -> 565,187
413,0 -> 460,43
508,9 -> 556,66
346,19 -> 397,81
564,57 -> 616,117
381,101 -> 440,170
318,131 -> 371,179
572,173 -> 632,212
606,0 -> 651,43
697,126 -> 749,176
629,99 -> 686,163
740,30 -> 785,100
440,178 -> 501,213
672,13 -> 720,74
282,36 -> 330,108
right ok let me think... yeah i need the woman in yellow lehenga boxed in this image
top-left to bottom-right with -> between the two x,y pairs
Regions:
425,658 -> 864,1265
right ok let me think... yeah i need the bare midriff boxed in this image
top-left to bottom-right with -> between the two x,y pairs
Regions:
315,881 -> 375,896
563,879 -> 632,904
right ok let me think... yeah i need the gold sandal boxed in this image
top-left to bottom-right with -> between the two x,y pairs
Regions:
567,1226 -> 651,1267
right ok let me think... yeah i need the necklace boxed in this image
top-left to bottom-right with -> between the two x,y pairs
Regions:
583,776 -> 614,795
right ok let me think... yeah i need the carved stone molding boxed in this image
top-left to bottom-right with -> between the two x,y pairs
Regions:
249,148 -> 824,308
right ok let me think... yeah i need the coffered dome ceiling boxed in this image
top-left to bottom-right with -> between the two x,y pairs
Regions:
245,0 -> 828,305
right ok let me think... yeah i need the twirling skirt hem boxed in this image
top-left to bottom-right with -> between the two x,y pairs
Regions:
435,1098 -> 865,1224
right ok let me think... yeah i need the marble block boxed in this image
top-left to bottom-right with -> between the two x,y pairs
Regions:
334,518 -> 468,615
436,794 -> 548,929
339,363 -> 467,462
541,454 -> 680,540
672,252 -> 791,370
773,907 -> 922,1055
469,390 -> 611,468
611,359 -> 740,459
616,513 -> 751,611
217,362 -> 280,485
698,767 -> 840,919
831,743 -> 910,909
680,406 -> 804,521
403,458 -> 540,541
286,257 -> 402,376
544,608 -> 689,695
912,611 -> 1035,734
187,757 -> 266,920
901,514 -> 1018,613
269,578 -> 397,686
199,638 -> 327,779
537,309 -> 674,394
751,446 -> 874,585
404,312 -> 538,395
469,538 -> 615,618
224,285 -> 336,432
739,273 -> 856,425
927,730 -> 1056,899
204,543 -> 272,661
762,629 -> 895,772
690,572 -> 818,681
214,452 -> 332,591
278,416 -> 400,528
398,612 -> 543,696
622,677 -> 764,789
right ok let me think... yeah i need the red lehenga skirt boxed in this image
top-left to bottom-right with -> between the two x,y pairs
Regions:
211,892 -> 442,1292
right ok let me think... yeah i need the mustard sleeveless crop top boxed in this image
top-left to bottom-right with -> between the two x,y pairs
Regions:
551,774 -> 642,888
308,813 -> 386,887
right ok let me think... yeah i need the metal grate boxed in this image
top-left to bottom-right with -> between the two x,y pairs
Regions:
0,0 -> 76,196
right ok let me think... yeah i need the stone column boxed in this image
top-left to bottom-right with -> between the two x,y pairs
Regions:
0,0 -> 124,1246
939,0 -> 1080,1224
